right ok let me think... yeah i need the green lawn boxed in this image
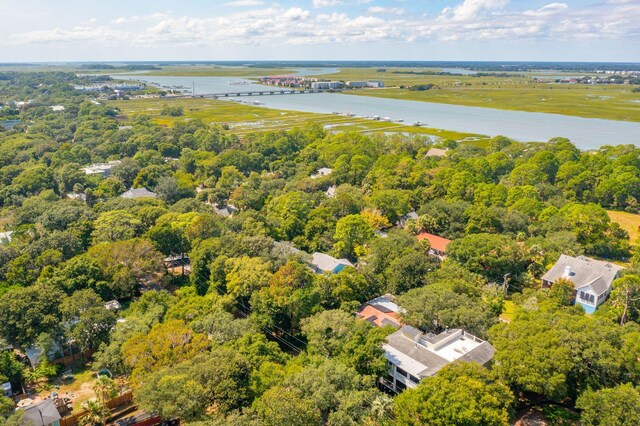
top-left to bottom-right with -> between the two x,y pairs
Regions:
500,300 -> 516,322
607,210 -> 640,245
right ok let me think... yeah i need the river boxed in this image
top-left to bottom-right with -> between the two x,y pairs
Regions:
116,73 -> 640,150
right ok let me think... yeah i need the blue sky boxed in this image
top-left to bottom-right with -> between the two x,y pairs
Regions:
0,0 -> 638,62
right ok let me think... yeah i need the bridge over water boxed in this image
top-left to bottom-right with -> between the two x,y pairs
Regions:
173,88 -> 342,99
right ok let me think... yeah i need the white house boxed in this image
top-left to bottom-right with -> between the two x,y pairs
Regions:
311,168 -> 333,179
381,325 -> 495,393
541,254 -> 624,314
81,160 -> 121,177
309,252 -> 353,274
0,231 -> 13,244
325,185 -> 337,198
311,81 -> 342,90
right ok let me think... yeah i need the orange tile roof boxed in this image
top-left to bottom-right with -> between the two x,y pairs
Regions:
356,305 -> 401,328
416,233 -> 452,253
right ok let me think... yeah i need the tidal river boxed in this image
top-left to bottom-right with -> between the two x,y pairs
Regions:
118,73 -> 640,150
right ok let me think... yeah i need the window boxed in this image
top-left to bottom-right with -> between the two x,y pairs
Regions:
409,375 -> 420,384
395,367 -> 408,378
395,381 -> 406,391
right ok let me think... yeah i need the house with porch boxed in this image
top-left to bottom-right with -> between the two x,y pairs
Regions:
541,254 -> 624,314
381,325 -> 495,393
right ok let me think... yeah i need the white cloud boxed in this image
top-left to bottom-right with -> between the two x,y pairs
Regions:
366,6 -> 405,15
441,0 -> 510,21
224,0 -> 264,6
523,3 -> 569,17
283,7 -> 310,20
7,0 -> 640,50
111,13 -> 169,24
313,0 -> 342,8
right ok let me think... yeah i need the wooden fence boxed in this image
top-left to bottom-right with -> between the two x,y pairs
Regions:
59,390 -> 133,426
51,349 -> 95,367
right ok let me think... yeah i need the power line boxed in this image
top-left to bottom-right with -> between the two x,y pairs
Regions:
171,256 -> 306,353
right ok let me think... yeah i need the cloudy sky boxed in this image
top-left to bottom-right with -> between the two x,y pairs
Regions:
1,0 -> 638,62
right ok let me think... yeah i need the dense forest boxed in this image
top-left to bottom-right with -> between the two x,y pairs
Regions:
1,71 -> 640,425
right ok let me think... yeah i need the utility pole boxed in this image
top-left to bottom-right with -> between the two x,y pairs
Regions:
503,273 -> 511,296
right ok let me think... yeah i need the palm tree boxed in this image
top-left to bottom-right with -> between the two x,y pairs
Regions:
93,375 -> 118,404
84,376 -> 118,426
80,399 -> 110,426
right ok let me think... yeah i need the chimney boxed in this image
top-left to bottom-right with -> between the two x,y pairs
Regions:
564,265 -> 572,277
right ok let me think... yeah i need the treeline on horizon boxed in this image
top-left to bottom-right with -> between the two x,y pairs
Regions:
1,61 -> 639,72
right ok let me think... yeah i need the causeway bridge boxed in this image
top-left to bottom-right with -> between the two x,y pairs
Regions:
173,89 -> 341,99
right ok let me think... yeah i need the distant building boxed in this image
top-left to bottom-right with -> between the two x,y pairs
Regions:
311,81 -> 342,90
541,254 -> 624,313
416,232 -> 452,259
309,252 -> 353,274
346,81 -> 368,88
426,148 -> 448,158
396,212 -> 419,228
272,241 -> 303,257
381,325 -> 495,393
66,192 -> 86,202
120,187 -> 157,199
50,105 -> 65,112
104,300 -> 122,311
0,231 -> 13,244
74,83 -> 143,91
213,204 -> 238,218
1,382 -> 11,397
325,185 -> 337,198
367,81 -> 384,88
311,167 -> 333,179
356,294 -> 402,328
81,160 -> 121,177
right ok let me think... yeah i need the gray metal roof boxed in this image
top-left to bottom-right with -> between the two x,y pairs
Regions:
541,254 -> 623,295
213,205 -> 238,217
21,399 -> 61,426
385,329 -> 450,377
310,252 -> 353,273
384,325 -> 495,378
120,187 -> 157,199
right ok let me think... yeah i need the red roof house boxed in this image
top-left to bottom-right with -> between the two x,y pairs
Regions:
416,233 -> 452,258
